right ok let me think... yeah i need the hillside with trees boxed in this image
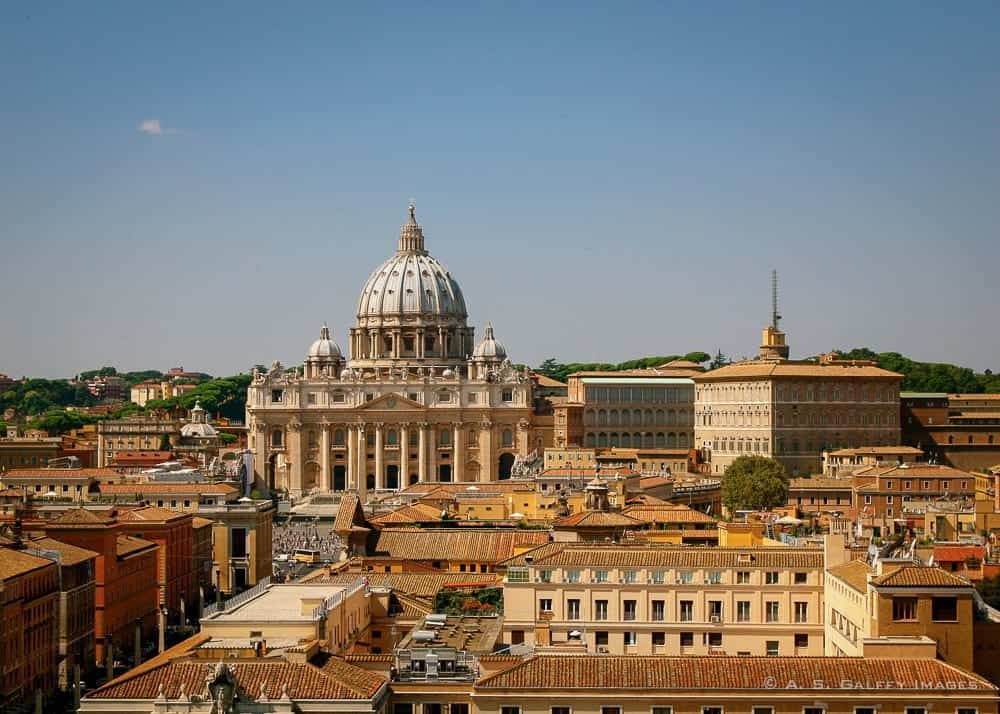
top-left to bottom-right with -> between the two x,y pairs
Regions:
535,352 -> 712,384
835,348 -> 1000,393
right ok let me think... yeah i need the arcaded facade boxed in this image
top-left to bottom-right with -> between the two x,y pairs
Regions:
247,205 -> 537,498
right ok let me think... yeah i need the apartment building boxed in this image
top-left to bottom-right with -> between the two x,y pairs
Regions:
825,555 -> 975,670
552,362 -> 703,450
852,463 -> 976,537
0,547 -> 59,710
501,543 -> 825,656
202,497 -> 274,595
96,417 -> 178,467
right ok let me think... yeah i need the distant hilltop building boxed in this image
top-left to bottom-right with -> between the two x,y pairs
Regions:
694,273 -> 903,476
247,203 -> 539,498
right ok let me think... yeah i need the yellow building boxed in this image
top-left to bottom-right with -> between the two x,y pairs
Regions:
501,542 -> 825,656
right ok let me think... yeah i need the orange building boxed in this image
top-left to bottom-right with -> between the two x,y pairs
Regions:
116,506 -> 196,623
0,546 -> 59,709
44,509 -> 160,668
852,463 -> 976,537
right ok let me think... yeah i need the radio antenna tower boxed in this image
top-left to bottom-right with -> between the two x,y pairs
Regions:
771,269 -> 781,330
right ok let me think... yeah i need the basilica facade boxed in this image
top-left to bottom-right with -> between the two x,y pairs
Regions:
246,204 -> 537,498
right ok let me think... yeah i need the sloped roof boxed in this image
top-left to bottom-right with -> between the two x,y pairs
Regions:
117,506 -> 190,523
27,536 -> 99,566
553,510 -> 645,528
49,507 -> 114,526
368,502 -> 445,526
622,504 -> 716,525
475,655 -> 993,692
871,565 -> 972,588
116,534 -> 158,557
695,361 -> 903,381
827,559 -> 873,593
88,657 -> 384,701
333,493 -> 370,533
374,528 -> 549,563
0,548 -> 55,580
934,544 -> 987,562
1,467 -> 117,479
501,543 -> 822,569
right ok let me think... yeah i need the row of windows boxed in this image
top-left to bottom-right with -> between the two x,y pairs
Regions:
586,408 -> 691,426
584,386 -> 694,404
515,568 -> 811,586
700,410 -> 898,427
584,432 -> 689,449
274,427 -> 516,448
543,597 -> 811,624
698,382 -> 896,404
278,388 -> 517,406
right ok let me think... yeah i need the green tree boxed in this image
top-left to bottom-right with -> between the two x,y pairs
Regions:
709,350 -> 731,370
722,455 -> 789,512
683,351 -> 711,364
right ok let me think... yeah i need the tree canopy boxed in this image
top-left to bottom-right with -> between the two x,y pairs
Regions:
835,348 -> 1000,393
535,352 -> 711,383
146,374 -> 252,420
722,455 -> 789,512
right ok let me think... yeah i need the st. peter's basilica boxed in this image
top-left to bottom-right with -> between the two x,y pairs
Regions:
247,204 -> 539,497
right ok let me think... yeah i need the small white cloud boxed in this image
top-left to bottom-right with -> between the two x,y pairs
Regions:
138,118 -> 182,136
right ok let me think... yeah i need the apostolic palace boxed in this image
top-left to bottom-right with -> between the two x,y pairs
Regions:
247,204 -> 538,497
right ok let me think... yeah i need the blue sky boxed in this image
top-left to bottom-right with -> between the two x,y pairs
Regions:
2,1 -> 998,378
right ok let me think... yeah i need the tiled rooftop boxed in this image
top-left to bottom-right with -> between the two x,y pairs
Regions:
622,504 -> 717,525
502,543 -> 823,568
26,536 -> 99,566
475,655 -> 993,692
694,360 -> 902,381
0,547 -> 55,580
553,510 -> 644,528
301,571 -> 500,598
871,565 -> 972,588
827,559 -> 873,593
116,534 -> 158,557
374,528 -> 550,562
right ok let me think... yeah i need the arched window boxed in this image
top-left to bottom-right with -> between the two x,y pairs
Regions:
644,433 -> 654,448
502,429 -> 513,447
655,432 -> 666,448
598,409 -> 608,426
271,430 -> 283,447
679,433 -> 688,448
621,433 -> 632,447
584,409 -> 596,426
598,432 -> 608,447
644,409 -> 653,425
387,429 -> 398,446
585,433 -> 596,447
633,409 -> 642,425
621,410 -> 631,426
610,433 -> 619,447
333,429 -> 345,446
655,409 -> 665,424
609,410 -> 620,426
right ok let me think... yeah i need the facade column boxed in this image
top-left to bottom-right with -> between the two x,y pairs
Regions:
428,425 -> 438,481
480,423 -> 494,482
360,424 -> 369,490
438,327 -> 445,358
418,423 -> 428,482
516,418 -> 530,455
320,423 -> 330,491
346,425 -> 356,489
287,421 -> 303,495
417,328 -> 424,358
454,423 -> 465,482
400,423 -> 410,486
375,423 -> 384,491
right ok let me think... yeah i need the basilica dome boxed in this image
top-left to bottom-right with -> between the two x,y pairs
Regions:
355,204 -> 467,321
307,323 -> 342,359
473,322 -> 507,360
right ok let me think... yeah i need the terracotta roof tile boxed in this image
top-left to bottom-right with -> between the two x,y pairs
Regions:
49,507 -> 114,526
871,565 -> 972,588
827,560 -> 873,593
192,516 -> 215,529
26,536 -> 99,566
695,360 -> 903,381
301,571 -> 499,597
117,506 -> 190,523
934,545 -> 986,562
0,548 -> 55,580
502,543 -> 823,569
89,657 -> 384,701
374,528 -> 549,563
99,482 -> 237,495
369,502 -> 445,525
476,655 -> 993,691
1,467 -> 118,479
622,504 -> 717,525
333,493 -> 369,533
116,534 -> 158,557
553,511 -> 645,528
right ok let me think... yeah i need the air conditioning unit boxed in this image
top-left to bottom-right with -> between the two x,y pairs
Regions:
710,615 -> 722,623
597,646 -> 610,654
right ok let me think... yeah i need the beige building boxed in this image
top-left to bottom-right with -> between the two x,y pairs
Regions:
247,204 -> 539,499
825,541 -> 976,670
552,363 -> 703,452
694,327 -> 903,476
203,497 -> 274,594
96,416 -> 178,466
501,542 -> 825,657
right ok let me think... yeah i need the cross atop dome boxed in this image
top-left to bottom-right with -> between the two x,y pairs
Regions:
398,198 -> 425,253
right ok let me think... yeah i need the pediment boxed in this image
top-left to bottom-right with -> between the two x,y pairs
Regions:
357,392 -> 424,411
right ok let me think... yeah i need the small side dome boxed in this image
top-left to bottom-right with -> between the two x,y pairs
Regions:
307,323 -> 343,360
472,322 -> 507,360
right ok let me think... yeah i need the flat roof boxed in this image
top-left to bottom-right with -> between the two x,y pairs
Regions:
577,377 -> 694,385
209,584 -> 346,622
